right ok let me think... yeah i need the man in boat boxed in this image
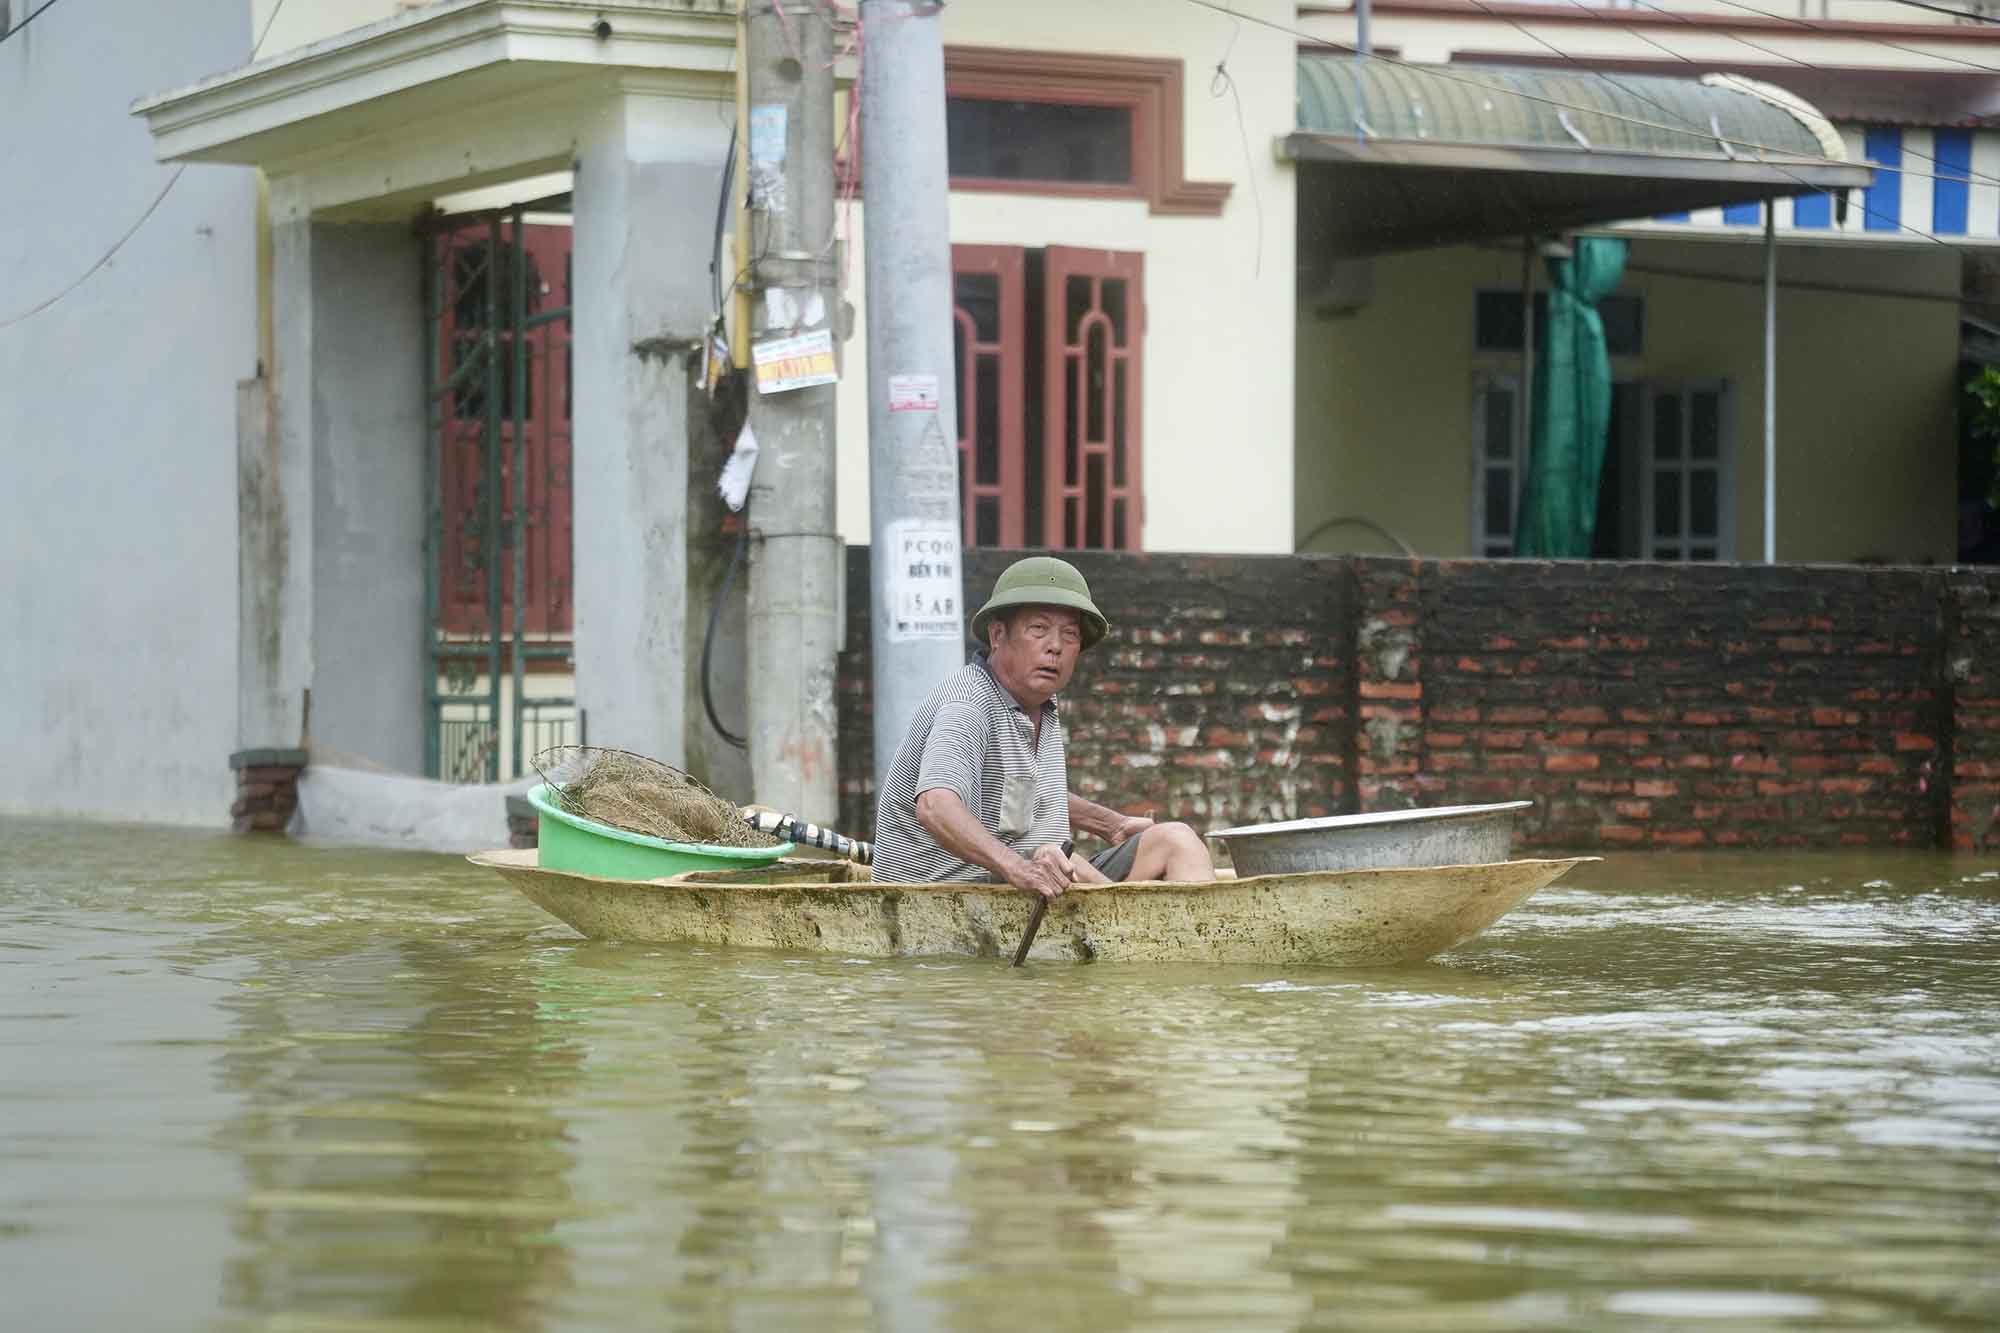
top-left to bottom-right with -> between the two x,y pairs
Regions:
872,556 -> 1215,895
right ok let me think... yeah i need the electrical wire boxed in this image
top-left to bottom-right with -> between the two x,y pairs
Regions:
1558,0 -> 1993,241
1879,0 -> 2000,22
1621,257 -> 1966,304
1480,0 -> 1960,244
1207,3 -> 1265,276
1204,0 -> 2000,188
1,0 -> 295,329
1472,238 -> 1966,303
711,123 -> 738,315
1187,0 -> 1881,165
1187,0 -> 1958,248
1690,0 -> 2000,75
1457,0 -> 1946,243
1449,0 -> 2000,217
0,0 -> 63,44
701,511 -> 752,750
831,0 -> 862,287
0,167 -> 190,329
1609,0 -> 2000,190
699,115 -> 750,752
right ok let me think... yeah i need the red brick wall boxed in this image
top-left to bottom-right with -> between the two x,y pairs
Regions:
1353,559 -> 1428,813
1947,571 -> 2000,851
1416,561 -> 1948,849
229,750 -> 306,834
836,551 -> 2000,851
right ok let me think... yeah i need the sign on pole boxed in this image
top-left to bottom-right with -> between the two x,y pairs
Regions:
752,329 -> 838,395
884,518 -> 960,641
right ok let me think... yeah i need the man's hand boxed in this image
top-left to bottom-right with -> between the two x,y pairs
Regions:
1109,813 -> 1155,846
1006,843 -> 1076,899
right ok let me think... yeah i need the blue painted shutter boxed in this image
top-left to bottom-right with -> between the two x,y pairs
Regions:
1935,128 -> 1972,236
1863,127 -> 1902,233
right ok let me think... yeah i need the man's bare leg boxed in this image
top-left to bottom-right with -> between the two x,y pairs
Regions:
1067,853 -> 1112,884
1125,822 -> 1215,882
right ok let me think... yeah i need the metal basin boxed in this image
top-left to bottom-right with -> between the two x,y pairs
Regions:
1208,802 -> 1532,877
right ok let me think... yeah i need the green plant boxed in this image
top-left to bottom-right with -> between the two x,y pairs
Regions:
1967,366 -> 2000,509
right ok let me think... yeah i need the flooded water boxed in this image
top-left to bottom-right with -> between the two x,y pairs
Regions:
3,817 -> 1998,1331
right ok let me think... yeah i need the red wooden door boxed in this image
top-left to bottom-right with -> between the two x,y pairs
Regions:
950,244 -> 1026,547
1040,246 -> 1143,551
436,222 -> 574,639
514,230 -> 573,638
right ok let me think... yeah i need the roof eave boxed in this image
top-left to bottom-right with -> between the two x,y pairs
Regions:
132,0 -> 741,169
1282,132 -> 1874,194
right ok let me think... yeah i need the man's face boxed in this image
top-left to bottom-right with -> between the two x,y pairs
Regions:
989,606 -> 1084,701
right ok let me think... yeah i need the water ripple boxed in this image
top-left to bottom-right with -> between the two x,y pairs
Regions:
2,822 -> 1997,1330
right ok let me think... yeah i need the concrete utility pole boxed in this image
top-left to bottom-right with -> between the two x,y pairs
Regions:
1763,201 -> 1778,564
744,0 -> 842,821
859,0 -> 967,799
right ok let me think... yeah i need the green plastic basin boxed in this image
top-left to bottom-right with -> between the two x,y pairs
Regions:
526,784 -> 792,881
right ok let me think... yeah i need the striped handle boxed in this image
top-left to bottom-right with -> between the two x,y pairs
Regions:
741,809 -> 874,866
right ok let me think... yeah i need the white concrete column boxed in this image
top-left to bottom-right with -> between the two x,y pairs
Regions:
248,218 -> 319,755
570,91 -> 729,768
259,215 -> 427,772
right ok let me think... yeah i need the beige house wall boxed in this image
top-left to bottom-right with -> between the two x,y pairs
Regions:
833,0 -> 1299,555
237,2 -> 1966,567
251,0 -> 414,52
1295,237 -> 1960,564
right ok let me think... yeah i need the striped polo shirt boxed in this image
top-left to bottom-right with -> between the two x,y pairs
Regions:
872,654 -> 1072,884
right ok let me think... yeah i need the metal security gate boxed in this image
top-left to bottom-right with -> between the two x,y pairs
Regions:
421,199 -> 581,782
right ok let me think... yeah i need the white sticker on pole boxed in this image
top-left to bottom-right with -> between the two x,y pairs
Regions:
888,373 -> 940,413
885,519 -> 961,642
752,328 -> 838,394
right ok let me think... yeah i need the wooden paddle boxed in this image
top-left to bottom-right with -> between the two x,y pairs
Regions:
1011,840 -> 1071,966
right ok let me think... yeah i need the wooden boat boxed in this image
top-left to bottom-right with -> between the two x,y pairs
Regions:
469,848 -> 1596,966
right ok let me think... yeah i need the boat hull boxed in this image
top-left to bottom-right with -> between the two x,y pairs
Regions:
470,849 -> 1594,965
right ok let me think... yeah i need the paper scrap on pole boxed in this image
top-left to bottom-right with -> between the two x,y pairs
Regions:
716,422 -> 759,511
752,329 -> 838,394
888,373 -> 940,412
749,104 -> 787,166
884,519 -> 961,642
748,104 -> 788,212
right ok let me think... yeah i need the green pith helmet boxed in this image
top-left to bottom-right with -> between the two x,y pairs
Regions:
970,556 -> 1110,650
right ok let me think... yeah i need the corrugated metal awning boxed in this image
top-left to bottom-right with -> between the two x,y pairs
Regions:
1290,57 -> 1873,256
1436,54 -> 2000,131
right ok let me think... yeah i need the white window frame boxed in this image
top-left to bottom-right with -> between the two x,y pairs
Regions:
1471,288 -> 1647,361
1470,371 -> 1527,557
1640,381 -> 1735,562
1476,374 -> 1668,559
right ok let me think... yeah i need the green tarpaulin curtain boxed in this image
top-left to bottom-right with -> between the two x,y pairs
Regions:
1515,236 -> 1629,558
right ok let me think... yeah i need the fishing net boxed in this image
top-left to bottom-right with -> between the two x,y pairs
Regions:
532,746 -> 782,849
